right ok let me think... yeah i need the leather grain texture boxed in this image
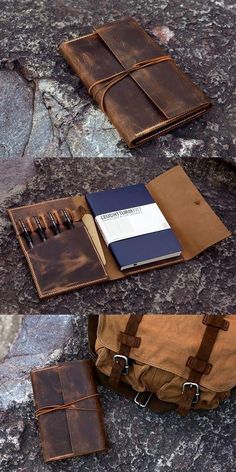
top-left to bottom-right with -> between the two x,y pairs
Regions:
8,196 -> 109,298
31,359 -> 108,463
8,166 -> 230,298
59,18 -> 211,147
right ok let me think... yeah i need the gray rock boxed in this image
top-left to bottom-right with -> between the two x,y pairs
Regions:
0,315 -> 23,360
0,314 -> 235,472
0,156 -> 235,315
0,71 -> 34,158
0,0 -> 235,160
0,315 -> 74,410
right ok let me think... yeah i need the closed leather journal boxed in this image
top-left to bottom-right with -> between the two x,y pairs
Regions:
8,165 -> 231,298
31,359 -> 108,463
59,18 -> 211,147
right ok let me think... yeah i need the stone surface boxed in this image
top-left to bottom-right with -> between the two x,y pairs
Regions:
0,315 -> 23,360
0,0 -> 235,160
0,315 -> 74,410
0,314 -> 235,472
0,157 -> 235,315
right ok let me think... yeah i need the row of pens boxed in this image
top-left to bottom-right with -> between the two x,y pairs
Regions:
17,209 -> 75,249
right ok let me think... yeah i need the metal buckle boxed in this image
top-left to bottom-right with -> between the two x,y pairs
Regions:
113,354 -> 129,375
134,392 -> 153,408
182,382 -> 200,404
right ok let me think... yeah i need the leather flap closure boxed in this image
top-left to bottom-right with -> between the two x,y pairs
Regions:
31,365 -> 73,462
96,315 -> 236,392
95,18 -> 209,119
146,166 -> 231,260
58,360 -> 103,456
31,360 -> 106,461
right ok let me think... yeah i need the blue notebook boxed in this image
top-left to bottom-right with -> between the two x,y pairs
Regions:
86,184 -> 181,270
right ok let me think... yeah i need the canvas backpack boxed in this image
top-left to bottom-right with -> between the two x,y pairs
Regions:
88,314 -> 236,415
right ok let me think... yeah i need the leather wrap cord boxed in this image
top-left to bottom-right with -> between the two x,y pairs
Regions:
35,394 -> 99,418
177,315 -> 229,416
88,55 -> 173,112
109,314 -> 143,389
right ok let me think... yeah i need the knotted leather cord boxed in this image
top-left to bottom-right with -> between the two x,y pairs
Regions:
177,315 -> 229,416
35,393 -> 99,419
88,56 -> 173,112
109,314 -> 143,389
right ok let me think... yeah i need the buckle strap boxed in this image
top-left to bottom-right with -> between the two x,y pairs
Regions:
186,356 -> 212,374
134,392 -> 153,408
118,332 -> 141,348
113,355 -> 129,375
177,315 -> 230,416
182,382 -> 200,404
203,315 -> 229,331
109,315 -> 143,389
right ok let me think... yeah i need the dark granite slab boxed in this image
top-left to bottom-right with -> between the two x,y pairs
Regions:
0,314 -> 235,472
0,0 -> 235,160
0,157 -> 235,315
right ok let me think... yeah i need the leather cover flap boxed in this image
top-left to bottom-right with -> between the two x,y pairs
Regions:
146,166 -> 231,259
95,18 -> 209,119
31,360 -> 108,462
59,18 -> 211,147
96,315 -> 236,392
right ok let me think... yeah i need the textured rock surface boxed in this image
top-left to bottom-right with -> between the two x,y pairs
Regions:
0,315 -> 74,410
0,314 -> 235,472
0,0 -> 235,160
0,157 -> 235,315
0,315 -> 22,359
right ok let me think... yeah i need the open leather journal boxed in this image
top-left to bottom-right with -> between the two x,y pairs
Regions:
59,18 -> 211,147
8,166 -> 231,299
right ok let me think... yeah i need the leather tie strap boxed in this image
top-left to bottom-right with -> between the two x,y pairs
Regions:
88,55 -> 173,112
109,315 -> 143,389
177,315 -> 229,416
35,393 -> 99,419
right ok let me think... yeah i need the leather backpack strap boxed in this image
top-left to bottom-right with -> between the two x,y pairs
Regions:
95,368 -> 177,413
109,314 -> 143,389
177,315 -> 230,416
87,314 -> 177,414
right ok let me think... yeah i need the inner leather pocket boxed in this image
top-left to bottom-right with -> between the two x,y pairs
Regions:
26,221 -> 108,297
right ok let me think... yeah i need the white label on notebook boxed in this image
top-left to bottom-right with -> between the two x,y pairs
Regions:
95,203 -> 170,245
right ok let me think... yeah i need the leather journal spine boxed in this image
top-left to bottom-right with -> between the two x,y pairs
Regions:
31,359 -> 108,462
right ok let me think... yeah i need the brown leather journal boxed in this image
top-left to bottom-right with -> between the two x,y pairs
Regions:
31,359 -> 108,463
8,165 -> 231,298
59,18 -> 211,147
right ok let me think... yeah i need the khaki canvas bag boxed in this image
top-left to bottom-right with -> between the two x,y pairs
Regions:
88,315 -> 236,415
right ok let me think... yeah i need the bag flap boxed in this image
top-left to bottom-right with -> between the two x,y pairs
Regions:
146,166 -> 231,260
96,315 -> 236,392
95,18 -> 210,119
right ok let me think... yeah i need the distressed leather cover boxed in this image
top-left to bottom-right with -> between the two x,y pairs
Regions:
8,166 -> 230,298
31,360 -> 108,463
95,315 -> 236,409
59,18 -> 211,147
8,196 -> 109,298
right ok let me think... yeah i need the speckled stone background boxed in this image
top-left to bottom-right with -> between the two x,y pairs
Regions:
0,314 -> 235,472
0,0 -> 235,160
1,1 -> 236,470
0,157 -> 235,315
